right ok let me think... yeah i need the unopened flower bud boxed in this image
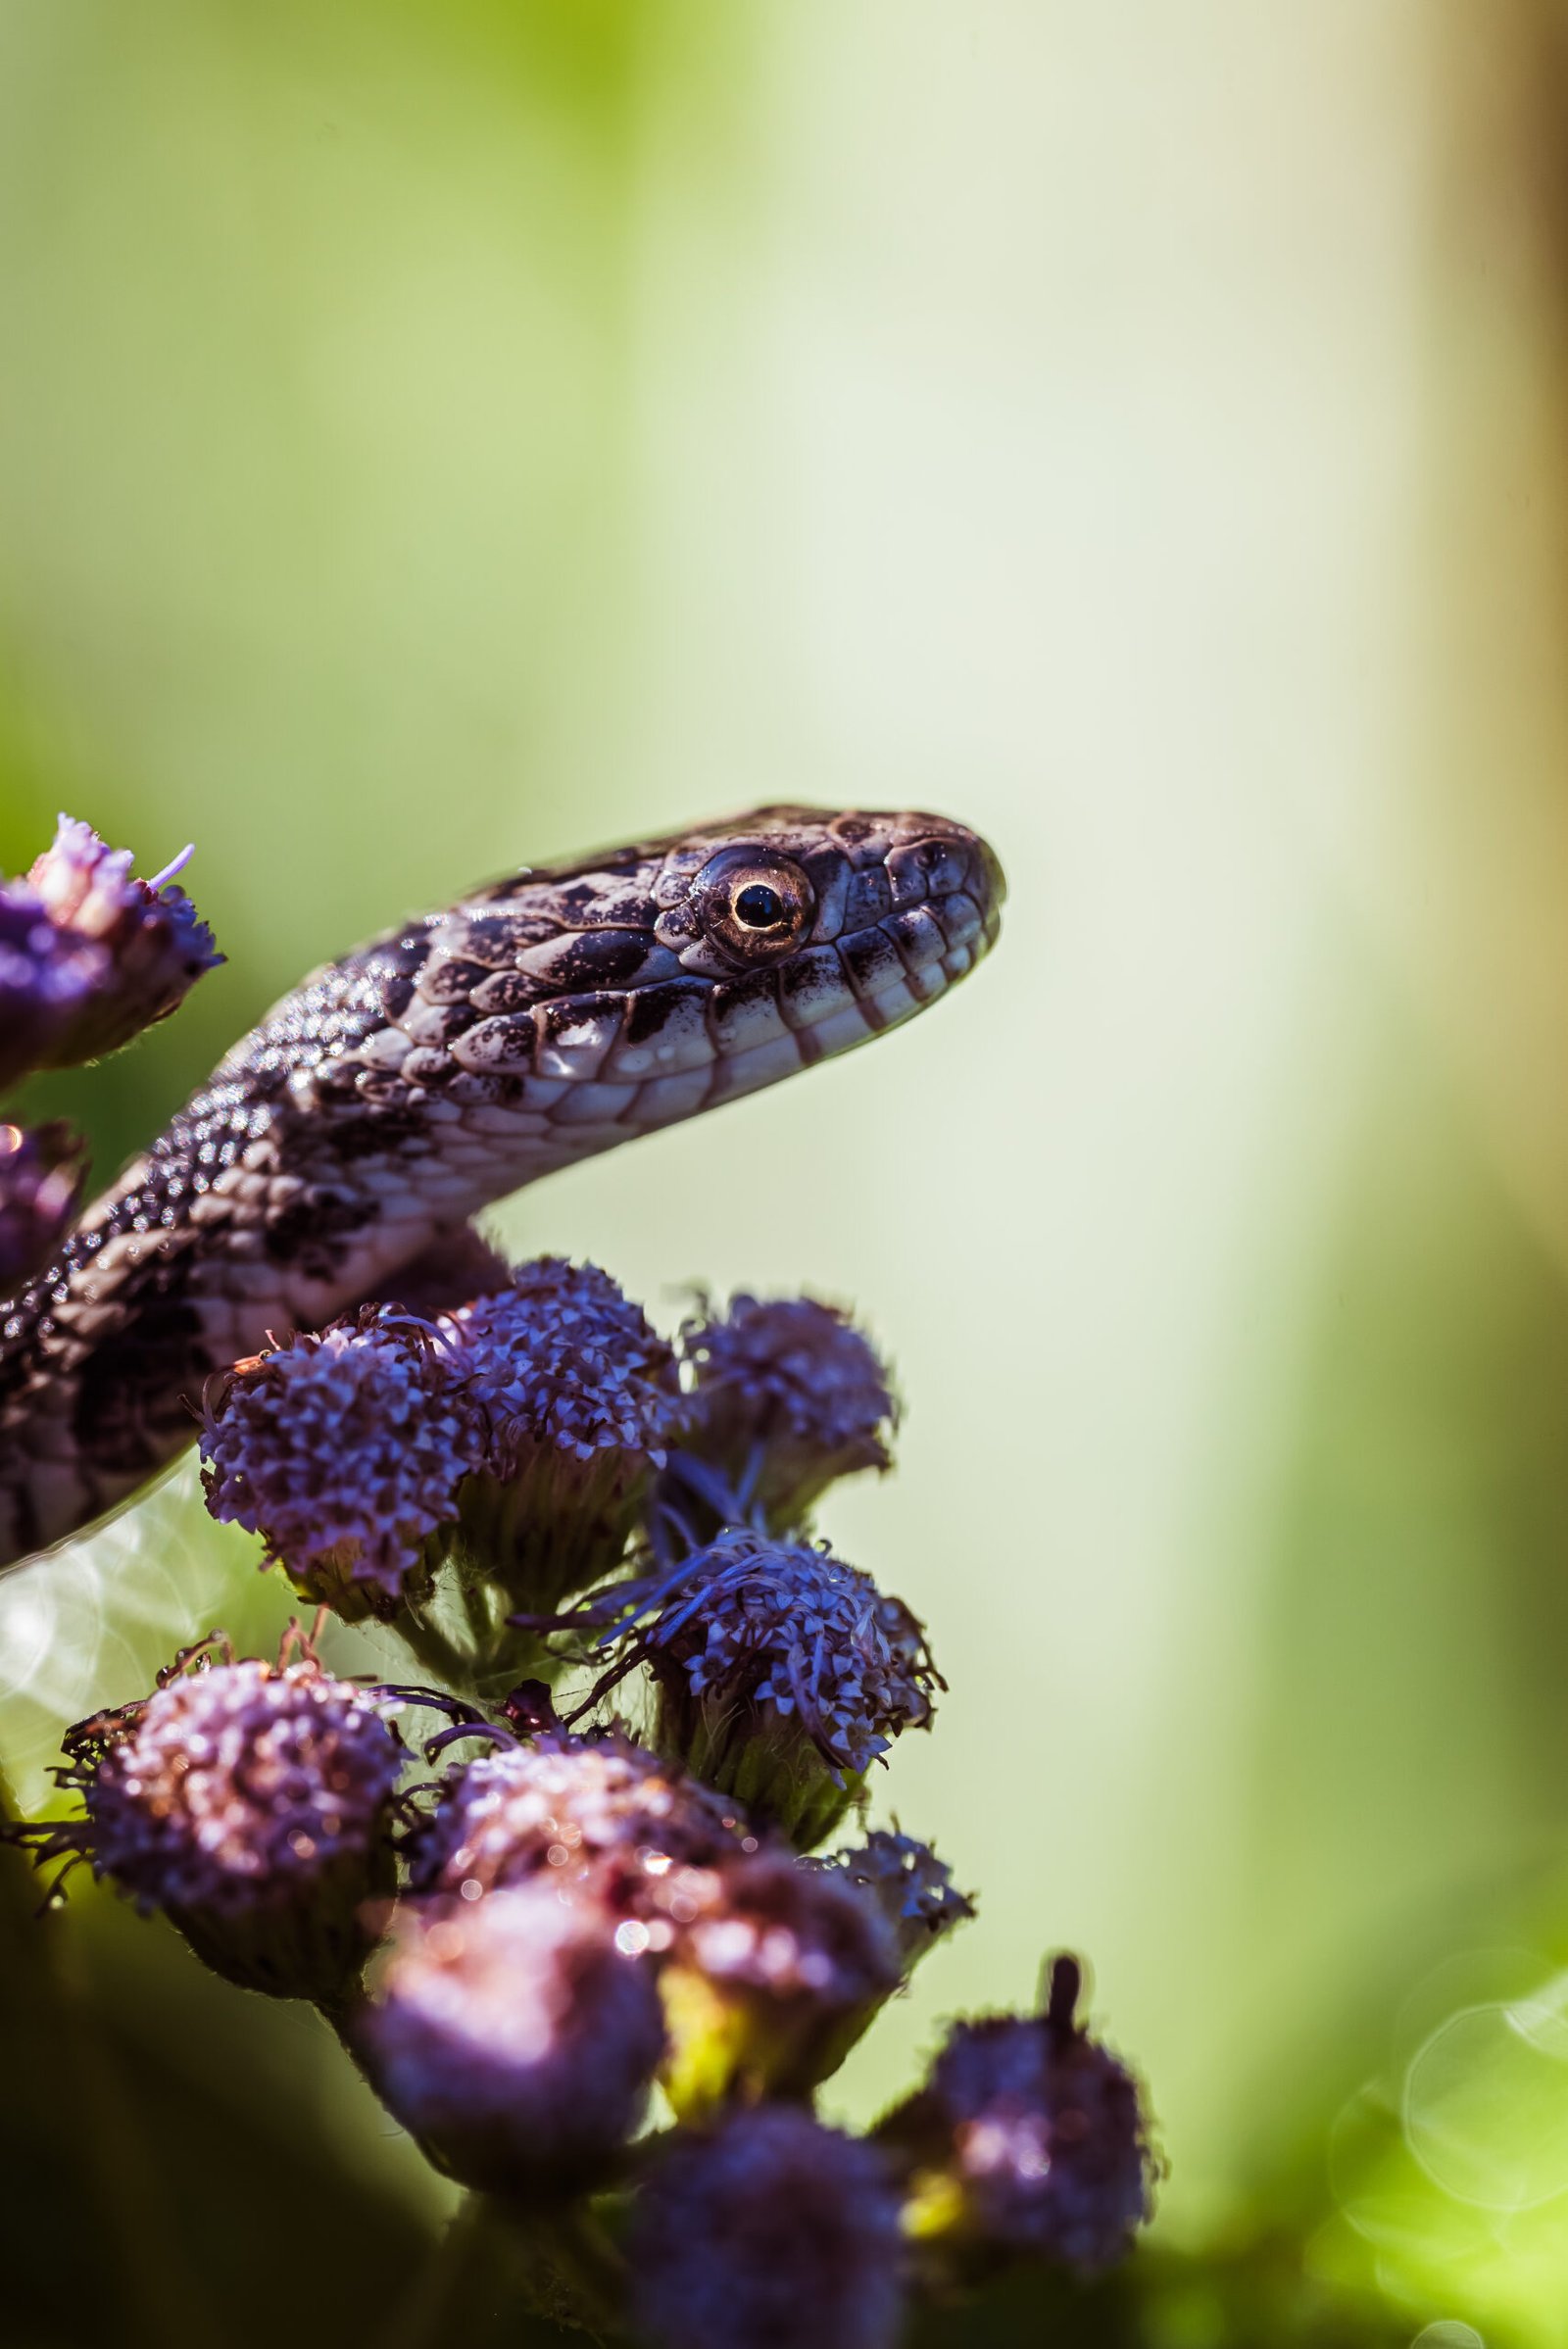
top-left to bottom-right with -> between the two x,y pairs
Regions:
631,2105 -> 906,2349
674,1291 -> 898,1533
884,1956 -> 1156,2273
17,1648 -> 404,2003
655,1845 -> 900,2117
437,1257 -> 683,1613
10,815 -> 220,1069
0,1121 -> 86,1289
200,1309 -> 470,1620
807,1830 -> 975,1975
354,1884 -> 664,2196
577,1529 -> 940,1848
405,1729 -> 753,1908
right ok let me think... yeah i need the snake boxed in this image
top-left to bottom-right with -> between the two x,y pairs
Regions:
0,805 -> 1004,1572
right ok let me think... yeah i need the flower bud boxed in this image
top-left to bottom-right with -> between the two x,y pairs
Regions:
883,1956 -> 1156,2273
20,1647 -> 405,2003
631,2106 -> 906,2349
404,1729 -> 754,1908
9,815 -> 220,1070
674,1291 -> 898,1533
654,1845 -> 900,2117
0,1121 -> 86,1290
807,1829 -> 975,1976
353,1884 -> 664,2196
0,881 -> 106,1093
578,1529 -> 940,1848
436,1257 -> 683,1615
200,1309 -> 471,1621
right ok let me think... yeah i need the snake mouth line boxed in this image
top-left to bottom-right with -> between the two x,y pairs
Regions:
548,899 -> 1003,1136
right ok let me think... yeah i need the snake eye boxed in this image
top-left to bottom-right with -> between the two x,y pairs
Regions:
689,848 -> 816,966
734,882 -> 785,929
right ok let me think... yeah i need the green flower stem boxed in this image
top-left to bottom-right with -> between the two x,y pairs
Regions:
383,2189 -> 629,2347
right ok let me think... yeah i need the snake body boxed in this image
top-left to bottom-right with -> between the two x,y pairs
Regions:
0,805 -> 1003,1570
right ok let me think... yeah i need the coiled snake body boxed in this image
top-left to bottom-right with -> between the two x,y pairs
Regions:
0,806 -> 1004,1570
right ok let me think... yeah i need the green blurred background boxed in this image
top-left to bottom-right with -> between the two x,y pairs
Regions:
6,2 -> 1568,2342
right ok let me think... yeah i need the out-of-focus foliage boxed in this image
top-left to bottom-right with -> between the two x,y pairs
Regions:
8,0 -> 1568,2342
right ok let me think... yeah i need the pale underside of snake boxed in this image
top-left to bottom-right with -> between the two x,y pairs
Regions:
0,805 -> 1004,1572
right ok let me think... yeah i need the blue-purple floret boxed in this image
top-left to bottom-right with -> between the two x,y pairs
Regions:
199,1310 -> 474,1599
632,2105 -> 906,2349
355,1884 -> 665,2194
595,1528 -> 938,1779
0,814 -> 221,1089
441,1256 -> 683,1470
924,2010 -> 1155,2269
85,1657 -> 404,1919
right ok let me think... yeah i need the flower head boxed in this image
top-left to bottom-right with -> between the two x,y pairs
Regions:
354,1884 -> 663,2195
675,1291 -> 898,1533
631,2106 -> 906,2349
655,1845 -> 900,2115
405,1730 -> 754,1907
887,1957 -> 1156,2273
0,1121 -> 86,1290
199,1309 -> 472,1619
578,1529 -> 941,1846
9,815 -> 221,1070
23,1645 -> 405,2001
807,1830 -> 975,1974
436,1256 -> 684,1611
0,880 -> 110,1093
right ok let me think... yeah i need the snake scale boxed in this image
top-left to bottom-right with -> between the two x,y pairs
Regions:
0,805 -> 1004,1572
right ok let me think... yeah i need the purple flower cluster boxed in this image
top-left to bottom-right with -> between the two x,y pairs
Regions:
84,1654 -> 402,1916
677,1290 -> 899,1530
355,1884 -> 665,2195
884,1958 -> 1157,2275
632,2106 -> 906,2349
0,815 -> 220,1088
808,1828 -> 975,1972
15,1645 -> 406,2001
444,1256 -> 683,1473
405,1730 -> 754,1904
572,1527 -> 941,1845
1,808 -> 1165,2345
0,812 -> 220,1297
200,1311 -> 472,1616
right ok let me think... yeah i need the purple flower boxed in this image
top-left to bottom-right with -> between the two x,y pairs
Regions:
807,1829 -> 975,1974
16,1644 -> 405,2002
436,1256 -> 685,1611
887,1958 -> 1156,2273
0,882 -> 107,1093
567,1528 -> 941,1846
405,1730 -> 755,1908
0,815 -> 221,1082
675,1291 -> 899,1533
200,1309 -> 472,1619
0,1120 -> 86,1290
631,2106 -> 906,2349
653,1845 -> 900,2115
354,1884 -> 664,2196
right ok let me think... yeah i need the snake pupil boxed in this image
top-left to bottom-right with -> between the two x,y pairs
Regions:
734,883 -> 786,930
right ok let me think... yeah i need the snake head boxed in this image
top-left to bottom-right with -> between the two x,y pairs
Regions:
430,805 -> 1005,1125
